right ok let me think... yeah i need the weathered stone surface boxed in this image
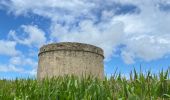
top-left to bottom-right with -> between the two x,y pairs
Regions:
37,42 -> 104,79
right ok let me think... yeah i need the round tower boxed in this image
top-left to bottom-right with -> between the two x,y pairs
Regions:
37,42 -> 104,79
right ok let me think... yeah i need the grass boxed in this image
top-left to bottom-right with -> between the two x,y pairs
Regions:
0,69 -> 170,100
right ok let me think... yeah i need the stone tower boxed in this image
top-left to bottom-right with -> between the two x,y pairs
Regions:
37,42 -> 104,79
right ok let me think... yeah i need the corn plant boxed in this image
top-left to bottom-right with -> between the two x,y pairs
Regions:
0,69 -> 169,100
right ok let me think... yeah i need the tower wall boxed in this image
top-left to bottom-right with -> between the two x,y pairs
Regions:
37,42 -> 104,79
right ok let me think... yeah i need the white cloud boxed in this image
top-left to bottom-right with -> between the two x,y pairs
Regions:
2,0 -> 94,23
8,25 -> 46,47
0,40 -> 20,56
122,34 -> 170,63
1,0 -> 170,64
121,50 -> 135,64
0,55 -> 37,76
113,0 -> 170,63
0,64 -> 25,73
0,64 -> 37,76
50,20 -> 124,59
9,56 -> 37,67
28,68 -> 37,76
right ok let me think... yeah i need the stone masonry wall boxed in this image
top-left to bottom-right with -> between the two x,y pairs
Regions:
37,42 -> 104,79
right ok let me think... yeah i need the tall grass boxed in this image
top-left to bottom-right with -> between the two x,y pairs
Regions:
0,69 -> 169,100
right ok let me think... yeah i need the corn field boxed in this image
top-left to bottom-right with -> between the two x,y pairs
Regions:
0,69 -> 170,100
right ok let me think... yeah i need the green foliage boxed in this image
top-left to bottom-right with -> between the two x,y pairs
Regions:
0,69 -> 170,100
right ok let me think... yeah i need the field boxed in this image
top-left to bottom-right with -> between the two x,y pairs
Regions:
0,69 -> 170,100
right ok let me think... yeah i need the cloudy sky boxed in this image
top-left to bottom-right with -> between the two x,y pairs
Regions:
0,0 -> 170,79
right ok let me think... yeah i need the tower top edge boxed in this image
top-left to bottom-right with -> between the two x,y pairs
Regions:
39,42 -> 104,57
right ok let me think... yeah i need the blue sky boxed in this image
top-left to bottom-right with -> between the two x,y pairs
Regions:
0,0 -> 170,79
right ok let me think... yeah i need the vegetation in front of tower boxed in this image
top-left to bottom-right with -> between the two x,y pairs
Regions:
0,69 -> 170,100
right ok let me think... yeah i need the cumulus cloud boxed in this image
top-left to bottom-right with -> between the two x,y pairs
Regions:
1,0 -> 94,22
0,64 -> 25,73
50,20 -> 124,59
121,34 -> 170,63
29,68 -> 37,76
0,40 -> 20,56
50,0 -> 170,63
8,25 -> 46,47
0,64 -> 37,76
1,0 -> 170,64
121,50 -> 135,64
113,0 -> 170,63
9,56 -> 37,67
0,55 -> 37,76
